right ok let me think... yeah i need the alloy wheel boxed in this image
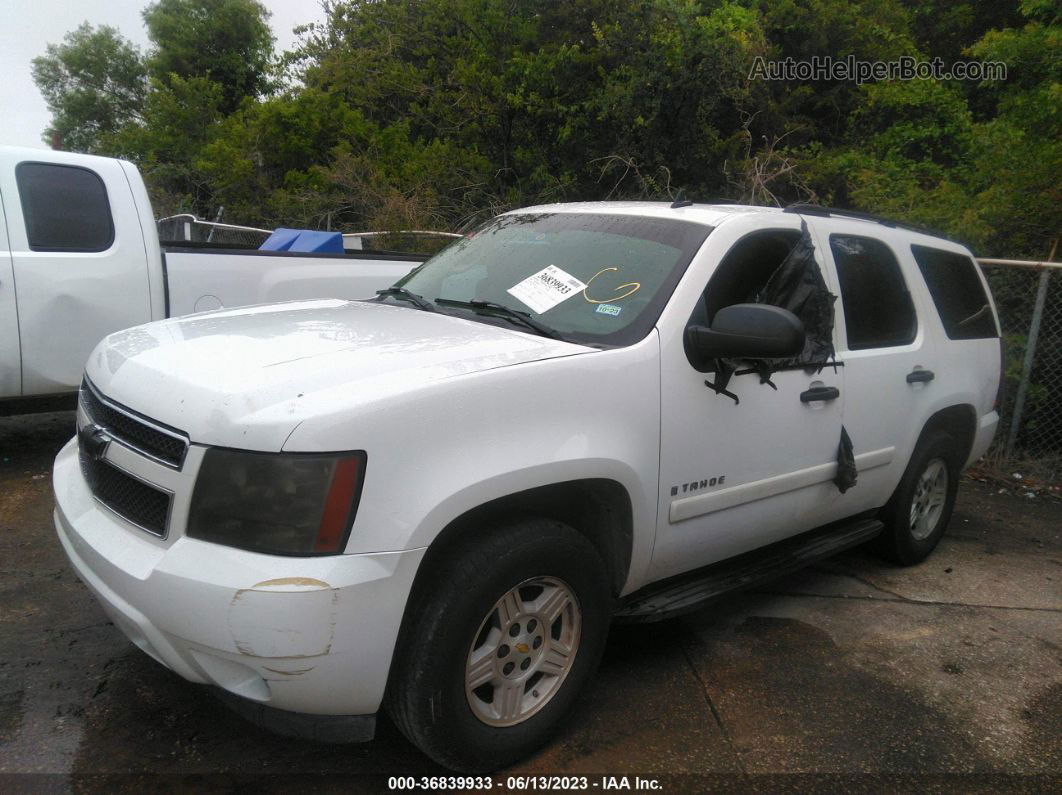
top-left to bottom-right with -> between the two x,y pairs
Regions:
464,576 -> 581,727
910,457 -> 949,541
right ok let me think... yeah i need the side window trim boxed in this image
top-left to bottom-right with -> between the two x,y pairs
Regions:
15,161 -> 115,253
829,232 -> 918,351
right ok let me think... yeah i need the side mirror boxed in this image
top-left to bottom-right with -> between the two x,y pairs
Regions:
685,303 -> 805,367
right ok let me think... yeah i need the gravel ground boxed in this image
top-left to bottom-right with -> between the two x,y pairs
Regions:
1,410 -> 1059,791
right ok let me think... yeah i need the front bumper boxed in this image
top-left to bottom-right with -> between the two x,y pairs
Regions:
53,437 -> 425,717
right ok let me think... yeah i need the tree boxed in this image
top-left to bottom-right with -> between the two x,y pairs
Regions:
795,0 -> 1059,258
143,0 -> 274,113
31,0 -> 1059,260
963,1 -> 1061,256
96,0 -> 277,216
109,75 -> 226,214
899,0 -> 1025,64
31,23 -> 147,153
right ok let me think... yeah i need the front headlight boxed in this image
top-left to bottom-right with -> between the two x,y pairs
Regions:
187,449 -> 366,556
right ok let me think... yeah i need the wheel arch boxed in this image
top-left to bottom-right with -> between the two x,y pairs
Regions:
385,479 -> 634,706
918,403 -> 978,468
409,478 -> 634,600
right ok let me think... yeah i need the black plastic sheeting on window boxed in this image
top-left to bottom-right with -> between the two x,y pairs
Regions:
704,220 -> 837,400
835,426 -> 858,493
702,220 -> 856,493
756,220 -> 837,368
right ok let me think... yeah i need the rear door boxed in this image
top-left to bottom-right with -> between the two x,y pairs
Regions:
0,189 -> 20,397
811,220 -> 937,513
1,157 -> 152,396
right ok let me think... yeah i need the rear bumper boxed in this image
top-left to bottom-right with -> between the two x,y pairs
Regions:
53,437 -> 424,717
966,410 -> 999,468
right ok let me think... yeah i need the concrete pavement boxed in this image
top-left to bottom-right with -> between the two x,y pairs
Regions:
1,411 -> 1058,789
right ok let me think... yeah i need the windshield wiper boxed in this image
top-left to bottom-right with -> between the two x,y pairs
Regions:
376,287 -> 435,312
435,298 -> 566,340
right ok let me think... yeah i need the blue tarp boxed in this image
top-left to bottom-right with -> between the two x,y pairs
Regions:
259,228 -> 344,253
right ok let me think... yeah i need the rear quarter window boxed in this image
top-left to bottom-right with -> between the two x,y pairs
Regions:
15,162 -> 115,252
911,244 -> 998,340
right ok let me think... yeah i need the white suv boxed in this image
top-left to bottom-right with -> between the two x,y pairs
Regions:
53,202 -> 1001,770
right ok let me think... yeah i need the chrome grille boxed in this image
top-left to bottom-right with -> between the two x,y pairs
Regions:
79,379 -> 188,468
78,442 -> 171,537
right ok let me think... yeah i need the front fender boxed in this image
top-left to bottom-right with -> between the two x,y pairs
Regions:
283,334 -> 663,593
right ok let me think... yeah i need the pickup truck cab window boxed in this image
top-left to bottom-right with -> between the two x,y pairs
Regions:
830,233 -> 916,350
15,162 -> 114,252
396,212 -> 711,347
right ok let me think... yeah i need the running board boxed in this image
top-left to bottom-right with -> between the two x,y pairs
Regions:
614,518 -> 884,623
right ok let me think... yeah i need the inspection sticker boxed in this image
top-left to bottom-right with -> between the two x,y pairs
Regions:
507,265 -> 587,314
596,303 -> 622,316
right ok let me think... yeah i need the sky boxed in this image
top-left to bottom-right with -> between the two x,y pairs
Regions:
0,0 -> 328,149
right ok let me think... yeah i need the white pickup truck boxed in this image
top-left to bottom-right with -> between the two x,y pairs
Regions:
0,146 -> 425,412
54,201 -> 1002,770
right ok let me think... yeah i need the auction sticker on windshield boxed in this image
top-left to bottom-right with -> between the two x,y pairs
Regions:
507,265 -> 587,314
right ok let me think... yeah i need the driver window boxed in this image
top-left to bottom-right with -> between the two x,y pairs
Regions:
689,229 -> 802,328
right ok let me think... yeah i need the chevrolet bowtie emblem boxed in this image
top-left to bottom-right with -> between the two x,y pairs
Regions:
79,424 -> 112,461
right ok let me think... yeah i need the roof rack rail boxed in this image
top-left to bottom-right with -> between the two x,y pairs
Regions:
783,203 -> 939,237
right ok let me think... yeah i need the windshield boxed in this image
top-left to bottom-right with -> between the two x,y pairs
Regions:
392,213 -> 712,346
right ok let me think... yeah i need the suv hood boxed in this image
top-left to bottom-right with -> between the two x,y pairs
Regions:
86,299 -> 591,450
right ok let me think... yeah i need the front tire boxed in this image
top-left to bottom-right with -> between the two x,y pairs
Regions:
386,518 -> 612,772
875,430 -> 961,565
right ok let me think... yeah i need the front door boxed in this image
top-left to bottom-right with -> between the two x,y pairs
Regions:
651,216 -> 847,580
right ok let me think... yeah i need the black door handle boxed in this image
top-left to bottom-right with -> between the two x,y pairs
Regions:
906,369 -> 935,384
800,386 -> 840,403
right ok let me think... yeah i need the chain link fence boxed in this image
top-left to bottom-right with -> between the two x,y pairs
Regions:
157,216 -> 461,255
980,257 -> 1062,478
156,214 -> 272,248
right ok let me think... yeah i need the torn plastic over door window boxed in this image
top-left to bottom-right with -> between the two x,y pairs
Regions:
700,220 -> 856,493
703,221 -> 837,401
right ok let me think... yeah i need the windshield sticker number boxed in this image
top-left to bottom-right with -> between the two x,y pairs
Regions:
596,303 -> 622,316
507,265 -> 587,314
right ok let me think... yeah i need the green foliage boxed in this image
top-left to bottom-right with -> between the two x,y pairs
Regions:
851,80 -> 973,166
900,0 -> 1025,63
142,0 -> 274,113
31,23 -> 146,152
107,75 -> 226,213
31,0 -> 1061,261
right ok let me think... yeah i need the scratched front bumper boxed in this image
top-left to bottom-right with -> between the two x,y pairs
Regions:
53,438 -> 425,717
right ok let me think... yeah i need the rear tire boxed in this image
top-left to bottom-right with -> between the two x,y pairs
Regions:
386,517 -> 611,772
874,430 -> 961,565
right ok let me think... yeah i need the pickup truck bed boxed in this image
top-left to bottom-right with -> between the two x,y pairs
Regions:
0,146 -> 429,408
162,247 -> 427,316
